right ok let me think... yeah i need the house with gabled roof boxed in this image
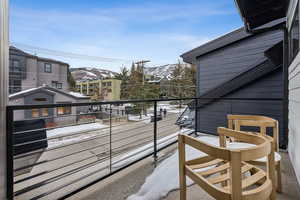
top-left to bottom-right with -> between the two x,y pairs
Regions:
9,85 -> 90,126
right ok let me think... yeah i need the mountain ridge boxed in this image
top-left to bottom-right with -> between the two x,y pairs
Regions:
71,67 -> 118,81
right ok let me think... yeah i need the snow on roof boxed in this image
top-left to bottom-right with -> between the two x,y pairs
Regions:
9,86 -> 44,98
147,79 -> 161,83
9,86 -> 89,99
68,91 -> 88,98
85,71 -> 97,77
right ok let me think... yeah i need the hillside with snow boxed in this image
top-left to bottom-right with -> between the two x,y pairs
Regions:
144,64 -> 190,80
71,67 -> 118,81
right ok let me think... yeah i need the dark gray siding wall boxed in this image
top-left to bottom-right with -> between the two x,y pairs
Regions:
197,67 -> 284,145
9,48 -> 27,79
227,68 -> 283,99
195,28 -> 284,145
197,29 -> 283,95
9,49 -> 27,93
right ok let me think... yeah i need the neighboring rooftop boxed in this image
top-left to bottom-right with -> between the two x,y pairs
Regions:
9,46 -> 69,66
181,18 -> 285,64
9,85 -> 89,100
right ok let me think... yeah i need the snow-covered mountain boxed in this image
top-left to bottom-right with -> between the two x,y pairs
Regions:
71,67 -> 118,81
144,64 -> 190,79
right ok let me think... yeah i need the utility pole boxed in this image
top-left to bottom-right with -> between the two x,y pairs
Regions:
135,60 -> 150,85
135,60 -> 150,117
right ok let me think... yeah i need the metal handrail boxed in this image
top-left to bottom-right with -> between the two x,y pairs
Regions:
6,97 -> 283,200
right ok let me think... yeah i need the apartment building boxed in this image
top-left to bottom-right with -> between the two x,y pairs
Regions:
9,46 -> 69,94
76,79 -> 121,101
8,47 -> 90,125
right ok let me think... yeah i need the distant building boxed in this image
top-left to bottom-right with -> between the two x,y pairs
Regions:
76,79 -> 121,101
9,46 -> 70,94
9,85 -> 90,126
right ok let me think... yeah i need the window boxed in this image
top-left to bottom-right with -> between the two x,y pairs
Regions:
102,82 -> 106,87
9,79 -> 21,94
57,83 -> 62,89
44,63 -> 52,73
41,108 -> 49,117
51,81 -> 62,89
34,98 -> 47,102
51,81 -> 57,88
32,109 -> 40,118
32,108 -> 49,118
57,106 -> 71,115
11,60 -> 21,72
107,89 -> 112,93
289,4 -> 299,62
107,82 -> 112,86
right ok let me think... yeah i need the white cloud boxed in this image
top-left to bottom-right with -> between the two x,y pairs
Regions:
9,1 -> 233,72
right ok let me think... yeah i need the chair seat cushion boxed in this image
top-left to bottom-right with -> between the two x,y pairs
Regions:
228,142 -> 281,162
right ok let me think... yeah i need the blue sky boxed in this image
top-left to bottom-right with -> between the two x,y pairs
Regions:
9,0 -> 243,72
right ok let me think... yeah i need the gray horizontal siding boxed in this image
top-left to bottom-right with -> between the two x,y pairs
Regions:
288,49 -> 300,184
227,68 -> 283,98
197,68 -> 284,145
197,29 -> 283,95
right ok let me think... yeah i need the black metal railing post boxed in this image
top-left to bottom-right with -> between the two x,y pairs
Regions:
6,107 -> 14,200
283,26 -> 289,149
230,100 -> 233,115
153,101 -> 158,162
109,104 -> 112,172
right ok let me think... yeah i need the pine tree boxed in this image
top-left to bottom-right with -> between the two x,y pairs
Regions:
67,67 -> 76,91
114,67 -> 130,99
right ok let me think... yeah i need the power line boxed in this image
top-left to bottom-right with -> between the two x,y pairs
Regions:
10,42 -> 137,64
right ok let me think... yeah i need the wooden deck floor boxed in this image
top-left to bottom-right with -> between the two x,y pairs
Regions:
69,150 -> 300,200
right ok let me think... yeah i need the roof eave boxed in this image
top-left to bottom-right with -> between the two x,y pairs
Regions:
234,0 -> 289,32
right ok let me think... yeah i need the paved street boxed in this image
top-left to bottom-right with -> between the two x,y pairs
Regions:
14,113 -> 182,200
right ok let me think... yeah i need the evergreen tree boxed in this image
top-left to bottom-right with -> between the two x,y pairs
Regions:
114,67 -> 130,99
169,61 -> 196,98
67,67 -> 76,91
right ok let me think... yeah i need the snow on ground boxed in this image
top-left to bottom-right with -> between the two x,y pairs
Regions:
47,123 -> 108,138
47,123 -> 108,148
157,103 -> 187,114
47,134 -> 98,148
127,135 -> 219,200
128,115 -> 151,123
113,129 -> 194,169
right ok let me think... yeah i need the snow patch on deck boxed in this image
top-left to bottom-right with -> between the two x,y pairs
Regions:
127,135 -> 219,200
